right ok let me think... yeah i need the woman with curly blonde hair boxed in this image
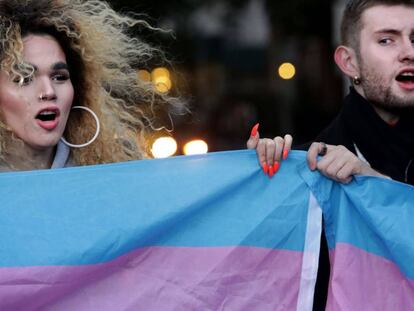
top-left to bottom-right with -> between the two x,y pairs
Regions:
0,0 -> 183,171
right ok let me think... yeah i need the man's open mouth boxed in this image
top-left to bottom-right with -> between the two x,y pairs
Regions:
396,71 -> 414,83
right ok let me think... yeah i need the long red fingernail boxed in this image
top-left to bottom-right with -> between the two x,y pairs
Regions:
250,123 -> 259,137
269,165 -> 274,178
273,161 -> 280,173
283,149 -> 289,160
262,162 -> 268,174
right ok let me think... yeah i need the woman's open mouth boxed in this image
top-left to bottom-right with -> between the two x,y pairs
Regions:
35,109 -> 60,130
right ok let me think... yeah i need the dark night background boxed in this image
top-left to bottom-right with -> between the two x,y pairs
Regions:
110,0 -> 348,154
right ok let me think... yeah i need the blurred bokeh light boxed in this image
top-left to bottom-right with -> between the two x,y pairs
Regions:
151,67 -> 172,93
151,137 -> 177,158
137,69 -> 151,82
183,140 -> 209,155
278,63 -> 296,80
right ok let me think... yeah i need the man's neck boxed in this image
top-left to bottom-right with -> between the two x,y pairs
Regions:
372,106 -> 400,125
353,86 -> 400,125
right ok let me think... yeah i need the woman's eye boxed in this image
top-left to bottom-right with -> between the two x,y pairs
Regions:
13,76 -> 33,85
52,73 -> 70,82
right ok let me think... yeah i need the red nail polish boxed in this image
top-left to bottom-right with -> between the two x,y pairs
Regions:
262,163 -> 268,174
269,166 -> 274,178
273,161 -> 280,173
250,123 -> 259,137
283,149 -> 289,160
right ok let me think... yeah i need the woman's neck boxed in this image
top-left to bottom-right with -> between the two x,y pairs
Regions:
3,141 -> 55,171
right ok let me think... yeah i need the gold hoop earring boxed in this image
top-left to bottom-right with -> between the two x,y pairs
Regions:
353,76 -> 361,85
60,106 -> 100,148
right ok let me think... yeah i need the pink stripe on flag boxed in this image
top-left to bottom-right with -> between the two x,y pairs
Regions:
327,243 -> 414,311
0,246 -> 303,310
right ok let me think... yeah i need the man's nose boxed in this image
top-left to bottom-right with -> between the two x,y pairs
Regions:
399,38 -> 414,63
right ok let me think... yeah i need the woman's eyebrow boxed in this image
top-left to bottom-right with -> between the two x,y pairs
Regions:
52,62 -> 69,71
25,62 -> 69,72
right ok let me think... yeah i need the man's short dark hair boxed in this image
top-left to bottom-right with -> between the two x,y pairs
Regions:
341,0 -> 414,49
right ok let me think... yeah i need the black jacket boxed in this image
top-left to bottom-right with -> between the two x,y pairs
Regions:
311,87 -> 414,185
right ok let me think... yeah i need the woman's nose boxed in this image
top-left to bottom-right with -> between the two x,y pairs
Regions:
38,78 -> 57,102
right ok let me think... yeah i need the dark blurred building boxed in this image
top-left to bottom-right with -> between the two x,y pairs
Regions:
111,0 -> 348,153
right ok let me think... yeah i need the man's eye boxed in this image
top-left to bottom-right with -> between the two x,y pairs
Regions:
379,38 -> 392,45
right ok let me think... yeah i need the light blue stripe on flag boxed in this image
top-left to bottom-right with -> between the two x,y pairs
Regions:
300,165 -> 414,280
0,150 -> 311,267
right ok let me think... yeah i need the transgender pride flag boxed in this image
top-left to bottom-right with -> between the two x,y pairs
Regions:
0,150 -> 321,310
0,150 -> 413,310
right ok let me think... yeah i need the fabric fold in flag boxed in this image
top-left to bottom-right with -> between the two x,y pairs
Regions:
0,150 -> 321,311
300,165 -> 414,311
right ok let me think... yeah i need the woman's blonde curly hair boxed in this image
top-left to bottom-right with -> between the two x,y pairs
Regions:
0,0 -> 184,166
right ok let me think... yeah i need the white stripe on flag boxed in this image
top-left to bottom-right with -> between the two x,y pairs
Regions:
296,192 -> 322,311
